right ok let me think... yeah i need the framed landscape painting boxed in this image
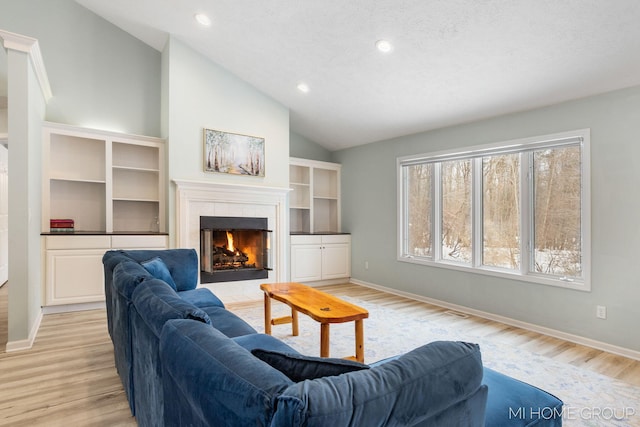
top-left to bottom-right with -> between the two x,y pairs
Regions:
203,128 -> 265,177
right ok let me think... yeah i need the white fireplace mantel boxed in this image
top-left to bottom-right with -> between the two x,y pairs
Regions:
174,179 -> 290,301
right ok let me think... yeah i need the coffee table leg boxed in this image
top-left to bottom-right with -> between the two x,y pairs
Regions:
320,323 -> 330,358
264,293 -> 272,335
355,319 -> 364,363
291,309 -> 299,336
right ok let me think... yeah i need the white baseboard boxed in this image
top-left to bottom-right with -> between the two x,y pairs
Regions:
298,278 -> 351,287
41,302 -> 105,315
350,278 -> 640,362
5,308 -> 43,352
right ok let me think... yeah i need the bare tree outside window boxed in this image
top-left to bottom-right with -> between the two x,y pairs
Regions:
406,164 -> 432,257
533,146 -> 582,277
482,154 -> 521,269
441,159 -> 472,263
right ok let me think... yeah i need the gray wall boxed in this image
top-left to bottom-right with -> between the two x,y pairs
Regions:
290,131 -> 332,162
333,85 -> 640,353
0,0 -> 161,137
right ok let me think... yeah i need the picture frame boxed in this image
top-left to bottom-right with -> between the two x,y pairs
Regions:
203,128 -> 265,177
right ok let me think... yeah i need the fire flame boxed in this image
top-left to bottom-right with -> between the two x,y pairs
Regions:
226,231 -> 235,252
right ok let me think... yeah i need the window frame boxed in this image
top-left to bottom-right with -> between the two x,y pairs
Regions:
397,129 -> 591,291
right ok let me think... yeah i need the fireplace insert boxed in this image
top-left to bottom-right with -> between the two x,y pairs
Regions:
200,216 -> 272,283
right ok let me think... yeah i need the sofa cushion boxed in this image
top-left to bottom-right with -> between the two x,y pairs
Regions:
160,319 -> 294,426
202,305 -> 257,337
110,259 -> 152,414
483,367 -> 563,426
233,333 -> 300,354
252,349 -> 369,382
113,260 -> 150,301
140,256 -> 177,291
179,288 -> 225,308
272,341 -> 485,426
131,279 -> 211,338
102,250 -> 135,339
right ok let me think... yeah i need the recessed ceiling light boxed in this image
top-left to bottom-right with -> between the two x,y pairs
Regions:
195,13 -> 212,27
297,83 -> 310,93
376,39 -> 393,53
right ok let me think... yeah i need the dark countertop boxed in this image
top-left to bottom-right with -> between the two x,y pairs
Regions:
41,231 -> 169,236
290,232 -> 350,235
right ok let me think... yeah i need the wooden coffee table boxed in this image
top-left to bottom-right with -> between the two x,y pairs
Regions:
260,282 -> 369,362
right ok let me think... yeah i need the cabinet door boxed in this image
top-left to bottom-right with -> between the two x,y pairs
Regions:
111,235 -> 168,249
45,249 -> 106,305
321,243 -> 351,280
291,244 -> 323,282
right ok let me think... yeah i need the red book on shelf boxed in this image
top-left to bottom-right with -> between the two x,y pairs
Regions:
50,219 -> 75,228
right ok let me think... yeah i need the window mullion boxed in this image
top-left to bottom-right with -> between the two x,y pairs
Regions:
472,157 -> 483,268
433,162 -> 442,261
520,152 -> 533,275
400,166 -> 409,257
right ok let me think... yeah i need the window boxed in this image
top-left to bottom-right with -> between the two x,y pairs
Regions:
398,130 -> 590,291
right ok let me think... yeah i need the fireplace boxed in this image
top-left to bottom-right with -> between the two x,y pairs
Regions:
200,216 -> 272,283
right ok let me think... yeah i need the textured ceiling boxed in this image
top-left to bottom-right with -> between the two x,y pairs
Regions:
51,2 -> 640,149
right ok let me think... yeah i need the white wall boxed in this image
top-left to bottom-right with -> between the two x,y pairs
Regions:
0,109 -> 7,133
162,37 -> 290,245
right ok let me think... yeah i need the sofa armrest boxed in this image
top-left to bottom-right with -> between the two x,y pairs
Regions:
273,341 -> 486,427
122,249 -> 199,291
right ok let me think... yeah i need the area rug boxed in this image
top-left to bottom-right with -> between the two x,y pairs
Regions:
230,297 -> 640,427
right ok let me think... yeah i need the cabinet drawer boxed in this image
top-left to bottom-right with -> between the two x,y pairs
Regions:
291,235 -> 322,245
321,234 -> 351,244
46,235 -> 111,250
111,235 -> 168,249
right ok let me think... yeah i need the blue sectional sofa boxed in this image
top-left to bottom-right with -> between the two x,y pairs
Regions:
104,249 -> 563,426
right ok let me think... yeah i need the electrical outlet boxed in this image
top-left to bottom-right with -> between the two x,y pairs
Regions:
596,305 -> 607,319
364,261 -> 369,270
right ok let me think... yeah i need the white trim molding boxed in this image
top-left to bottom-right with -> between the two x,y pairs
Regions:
173,179 -> 290,301
5,308 -> 43,353
0,29 -> 53,101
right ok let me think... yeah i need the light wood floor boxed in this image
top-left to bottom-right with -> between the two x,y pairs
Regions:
0,282 -> 638,426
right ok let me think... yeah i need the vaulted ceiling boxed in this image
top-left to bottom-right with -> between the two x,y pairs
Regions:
12,1 -> 640,150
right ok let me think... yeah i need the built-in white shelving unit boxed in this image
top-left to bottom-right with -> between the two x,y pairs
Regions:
41,122 -> 168,308
42,122 -> 165,233
289,157 -> 341,233
289,157 -> 349,284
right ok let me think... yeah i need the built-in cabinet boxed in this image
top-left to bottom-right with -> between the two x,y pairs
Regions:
43,234 -> 168,306
289,157 -> 350,283
41,123 -> 168,308
290,234 -> 351,283
289,157 -> 341,233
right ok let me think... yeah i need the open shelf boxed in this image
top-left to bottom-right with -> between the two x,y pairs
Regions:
113,200 -> 160,232
50,180 -> 106,231
50,134 -> 105,182
113,168 -> 159,201
289,158 -> 341,233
